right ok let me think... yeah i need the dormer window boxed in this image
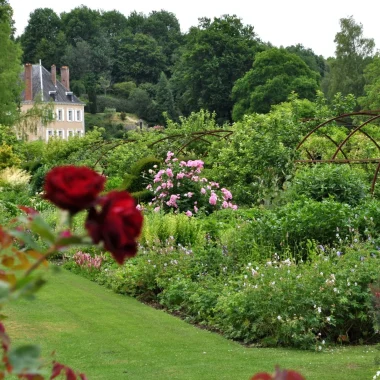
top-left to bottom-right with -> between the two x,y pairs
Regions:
49,90 -> 57,101
65,91 -> 73,102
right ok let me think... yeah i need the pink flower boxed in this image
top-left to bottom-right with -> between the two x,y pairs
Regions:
165,151 -> 175,162
209,193 -> 217,206
187,192 -> 193,198
201,188 -> 206,195
194,205 -> 198,213
222,201 -> 228,208
186,160 -> 204,169
154,170 -> 165,183
166,168 -> 173,177
166,194 -> 179,208
176,172 -> 185,179
154,206 -> 161,212
185,210 -> 193,217
221,188 -> 232,200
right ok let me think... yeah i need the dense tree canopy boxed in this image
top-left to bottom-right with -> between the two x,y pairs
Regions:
286,44 -> 326,78
171,15 -> 263,122
232,48 -> 319,119
113,32 -> 166,84
60,6 -> 101,45
0,0 -> 22,126
19,8 -> 61,65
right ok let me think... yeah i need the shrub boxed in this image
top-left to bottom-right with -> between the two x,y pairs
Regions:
148,151 -> 237,215
284,165 -> 368,205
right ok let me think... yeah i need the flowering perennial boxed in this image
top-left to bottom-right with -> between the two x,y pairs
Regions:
147,151 -> 237,215
73,251 -> 103,270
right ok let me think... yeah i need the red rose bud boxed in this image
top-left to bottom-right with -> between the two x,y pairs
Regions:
85,191 -> 143,265
44,166 -> 105,213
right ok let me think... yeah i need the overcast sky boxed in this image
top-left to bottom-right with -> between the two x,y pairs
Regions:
10,0 -> 380,58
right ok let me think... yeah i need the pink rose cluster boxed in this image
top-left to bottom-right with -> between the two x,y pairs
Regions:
146,151 -> 238,216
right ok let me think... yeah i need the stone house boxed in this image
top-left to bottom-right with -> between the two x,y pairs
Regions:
21,63 -> 85,141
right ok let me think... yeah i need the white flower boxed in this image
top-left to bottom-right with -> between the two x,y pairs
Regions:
317,307 -> 322,313
322,340 -> 325,345
318,346 -> 322,351
277,315 -> 282,320
326,317 -> 331,322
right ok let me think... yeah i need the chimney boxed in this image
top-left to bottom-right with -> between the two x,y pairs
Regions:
24,63 -> 33,101
51,64 -> 56,87
61,66 -> 70,91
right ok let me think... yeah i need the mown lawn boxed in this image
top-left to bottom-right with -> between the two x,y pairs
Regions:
4,267 -> 377,380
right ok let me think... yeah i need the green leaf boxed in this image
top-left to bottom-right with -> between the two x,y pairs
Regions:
8,230 -> 42,252
8,344 -> 42,374
30,215 -> 56,244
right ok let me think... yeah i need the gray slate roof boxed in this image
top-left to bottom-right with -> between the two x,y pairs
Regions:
22,64 -> 83,105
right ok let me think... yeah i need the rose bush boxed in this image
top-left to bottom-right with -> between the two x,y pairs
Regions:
147,151 -> 237,215
43,166 -> 106,214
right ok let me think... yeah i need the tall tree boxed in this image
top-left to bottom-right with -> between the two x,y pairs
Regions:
112,31 -> 166,84
232,48 -> 319,119
60,6 -> 101,45
0,0 -> 22,126
155,72 -> 176,124
326,16 -> 375,99
19,8 -> 62,64
125,11 -> 147,34
143,10 -> 183,70
171,15 -> 263,122
100,10 -> 128,39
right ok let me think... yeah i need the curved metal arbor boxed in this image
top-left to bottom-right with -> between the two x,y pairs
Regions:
295,111 -> 380,193
91,129 -> 233,171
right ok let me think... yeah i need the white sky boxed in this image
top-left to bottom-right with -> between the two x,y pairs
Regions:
10,0 -> 380,58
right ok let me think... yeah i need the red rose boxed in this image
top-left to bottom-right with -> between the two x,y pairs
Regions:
44,166 -> 105,213
85,191 -> 143,264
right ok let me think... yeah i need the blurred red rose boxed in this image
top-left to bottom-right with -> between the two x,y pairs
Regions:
44,166 -> 105,213
85,191 -> 143,264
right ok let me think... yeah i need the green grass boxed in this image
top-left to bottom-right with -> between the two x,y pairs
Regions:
4,267 -> 378,379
